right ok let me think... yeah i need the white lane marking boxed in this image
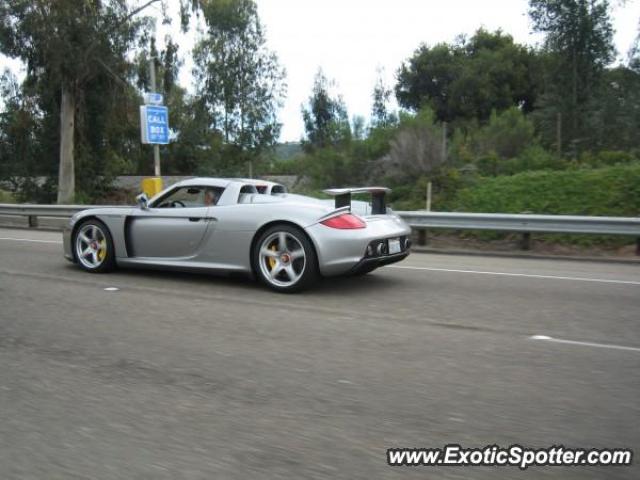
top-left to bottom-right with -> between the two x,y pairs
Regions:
104,287 -> 119,292
387,265 -> 640,286
530,335 -> 640,352
0,237 -> 62,244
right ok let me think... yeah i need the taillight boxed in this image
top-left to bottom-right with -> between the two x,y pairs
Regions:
320,213 -> 366,229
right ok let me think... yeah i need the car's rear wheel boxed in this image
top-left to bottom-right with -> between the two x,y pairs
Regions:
253,224 -> 318,292
74,219 -> 116,273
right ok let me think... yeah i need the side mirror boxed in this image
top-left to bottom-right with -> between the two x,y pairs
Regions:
136,192 -> 149,210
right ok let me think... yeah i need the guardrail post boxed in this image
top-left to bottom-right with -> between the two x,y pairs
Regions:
636,237 -> 640,256
28,215 -> 38,228
521,232 -> 531,250
417,228 -> 428,246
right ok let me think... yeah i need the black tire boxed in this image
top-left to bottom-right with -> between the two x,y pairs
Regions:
73,219 -> 116,273
252,224 -> 318,293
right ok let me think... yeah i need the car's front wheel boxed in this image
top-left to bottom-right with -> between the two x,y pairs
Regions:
253,224 -> 318,292
73,219 -> 116,273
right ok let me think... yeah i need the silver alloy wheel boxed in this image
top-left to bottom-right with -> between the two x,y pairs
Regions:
258,231 -> 306,288
75,223 -> 107,269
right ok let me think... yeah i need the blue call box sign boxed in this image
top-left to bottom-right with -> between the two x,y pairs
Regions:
140,105 -> 169,144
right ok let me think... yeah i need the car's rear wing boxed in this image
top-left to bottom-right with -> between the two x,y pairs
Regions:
323,187 -> 391,215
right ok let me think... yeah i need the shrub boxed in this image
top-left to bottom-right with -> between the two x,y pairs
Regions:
451,163 -> 640,216
578,150 -> 638,168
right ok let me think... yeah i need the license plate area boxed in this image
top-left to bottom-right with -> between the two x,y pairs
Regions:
388,238 -> 401,254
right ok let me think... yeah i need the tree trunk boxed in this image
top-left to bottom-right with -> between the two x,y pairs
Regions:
57,83 -> 75,204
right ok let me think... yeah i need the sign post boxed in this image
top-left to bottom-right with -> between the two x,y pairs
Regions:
139,58 -> 169,176
139,58 -> 169,196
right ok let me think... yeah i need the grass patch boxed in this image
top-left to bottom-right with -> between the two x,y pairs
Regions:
0,189 -> 16,203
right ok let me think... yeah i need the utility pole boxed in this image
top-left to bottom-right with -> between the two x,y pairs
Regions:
149,58 -> 161,176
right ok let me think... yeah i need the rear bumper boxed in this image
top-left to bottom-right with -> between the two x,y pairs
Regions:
306,214 -> 411,276
348,250 -> 410,275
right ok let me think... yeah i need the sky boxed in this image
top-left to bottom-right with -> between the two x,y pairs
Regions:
253,0 -> 640,142
2,0 -> 639,143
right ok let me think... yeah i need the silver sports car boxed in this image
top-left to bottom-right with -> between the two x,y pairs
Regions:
63,178 -> 411,292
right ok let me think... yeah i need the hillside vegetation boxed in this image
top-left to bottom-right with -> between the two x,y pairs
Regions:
452,164 -> 640,216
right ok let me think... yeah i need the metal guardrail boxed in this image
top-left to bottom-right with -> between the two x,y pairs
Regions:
1,203 -> 639,253
395,211 -> 640,235
0,204 -> 110,217
395,211 -> 640,253
0,204 -> 111,227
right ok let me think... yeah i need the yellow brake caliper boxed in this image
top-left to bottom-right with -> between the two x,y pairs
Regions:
268,244 -> 277,270
97,240 -> 107,261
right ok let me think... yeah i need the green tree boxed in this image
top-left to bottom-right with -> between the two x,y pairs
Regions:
133,35 -> 204,176
193,0 -> 286,173
450,107 -> 550,176
630,23 -> 640,72
135,36 -> 181,96
473,107 -> 537,160
588,66 -> 640,150
371,70 -> 397,128
395,29 -> 540,124
0,0 -> 160,202
351,115 -> 366,141
0,70 -> 48,194
529,0 -> 615,153
301,68 -> 350,150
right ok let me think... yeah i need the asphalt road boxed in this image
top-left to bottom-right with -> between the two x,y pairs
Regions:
0,227 -> 639,479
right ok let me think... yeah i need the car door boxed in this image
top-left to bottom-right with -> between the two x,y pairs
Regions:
127,186 -> 216,259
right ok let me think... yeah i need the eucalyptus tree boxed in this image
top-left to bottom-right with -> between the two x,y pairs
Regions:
0,0 -> 162,202
0,70 -> 44,193
193,0 -> 286,172
301,68 -> 350,151
371,71 -> 397,129
529,0 -> 615,152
